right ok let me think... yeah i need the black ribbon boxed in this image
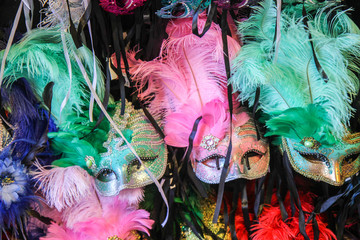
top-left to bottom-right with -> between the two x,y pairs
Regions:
254,176 -> 266,220
213,8 -> 233,224
230,183 -> 240,240
253,87 -> 261,140
27,209 -> 53,225
192,0 -> 217,37
76,1 -> 92,38
110,15 -> 126,115
181,116 -> 208,198
283,151 -> 310,240
241,180 -> 251,236
65,0 -> 82,48
302,1 -> 328,83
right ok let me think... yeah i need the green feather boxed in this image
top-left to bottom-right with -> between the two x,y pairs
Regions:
48,132 -> 101,174
0,28 -> 105,124
230,0 -> 360,142
265,104 -> 336,146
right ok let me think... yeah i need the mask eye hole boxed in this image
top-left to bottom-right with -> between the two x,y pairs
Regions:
127,156 -> 158,172
96,169 -> 117,182
342,152 -> 360,165
296,151 -> 331,168
197,154 -> 226,170
242,150 -> 265,170
171,3 -> 186,17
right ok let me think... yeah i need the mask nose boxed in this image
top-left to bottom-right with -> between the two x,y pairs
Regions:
333,161 -> 342,184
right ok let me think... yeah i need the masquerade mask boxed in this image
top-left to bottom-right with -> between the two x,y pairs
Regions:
90,101 -> 167,196
282,135 -> 360,186
156,0 -> 211,18
99,0 -> 147,15
190,105 -> 269,184
130,17 -> 269,184
230,0 -> 360,185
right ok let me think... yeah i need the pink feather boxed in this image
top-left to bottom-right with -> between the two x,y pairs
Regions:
113,188 -> 144,207
61,183 -> 102,229
41,198 -> 154,240
32,163 -> 92,211
130,16 -> 241,148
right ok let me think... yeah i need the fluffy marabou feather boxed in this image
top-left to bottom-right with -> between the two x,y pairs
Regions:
0,28 -> 105,124
62,188 -> 145,229
130,17 -> 240,147
32,164 -> 92,211
251,191 -> 336,240
42,198 -> 154,240
1,78 -> 44,157
116,188 -> 145,207
230,0 -> 360,140
251,206 -> 294,240
27,199 -> 62,239
61,183 -> 102,228
47,132 -> 100,171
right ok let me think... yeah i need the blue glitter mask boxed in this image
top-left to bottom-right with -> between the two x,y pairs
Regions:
156,0 -> 211,18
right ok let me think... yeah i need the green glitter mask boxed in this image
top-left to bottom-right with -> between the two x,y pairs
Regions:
88,101 -> 167,196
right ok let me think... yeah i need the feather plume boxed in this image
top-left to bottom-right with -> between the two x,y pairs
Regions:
0,28 -> 105,124
61,183 -> 102,228
47,132 -> 101,171
32,163 -> 93,211
42,198 -> 154,240
116,188 -> 145,207
265,104 -> 336,146
130,17 -> 241,147
230,0 -> 360,141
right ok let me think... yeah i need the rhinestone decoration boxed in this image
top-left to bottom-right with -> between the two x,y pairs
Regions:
85,155 -> 97,170
200,134 -> 220,151
300,137 -> 320,150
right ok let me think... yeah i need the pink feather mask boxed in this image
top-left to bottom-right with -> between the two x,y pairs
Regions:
129,16 -> 270,183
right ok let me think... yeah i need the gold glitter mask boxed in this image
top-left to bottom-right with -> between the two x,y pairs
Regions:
282,133 -> 360,186
91,101 -> 167,196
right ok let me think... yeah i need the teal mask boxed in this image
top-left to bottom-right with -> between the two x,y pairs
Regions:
282,135 -> 360,186
89,102 -> 167,196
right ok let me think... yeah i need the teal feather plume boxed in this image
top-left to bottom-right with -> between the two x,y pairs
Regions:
230,0 -> 360,143
0,28 -> 105,124
265,104 -> 336,146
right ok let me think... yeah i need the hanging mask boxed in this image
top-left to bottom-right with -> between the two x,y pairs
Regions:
99,0 -> 147,15
230,0 -> 360,185
156,0 -> 211,18
188,103 -> 269,184
282,134 -> 360,186
89,101 -> 167,196
130,17 -> 269,184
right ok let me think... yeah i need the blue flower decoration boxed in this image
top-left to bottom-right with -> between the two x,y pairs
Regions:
0,156 -> 33,231
0,158 -> 28,208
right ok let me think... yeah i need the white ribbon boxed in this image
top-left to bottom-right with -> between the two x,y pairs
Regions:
0,1 -> 24,88
59,31 -> 73,122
